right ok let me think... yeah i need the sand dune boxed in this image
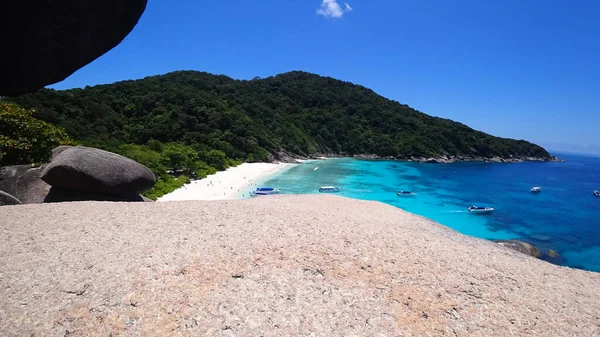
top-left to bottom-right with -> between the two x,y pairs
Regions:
0,195 -> 599,336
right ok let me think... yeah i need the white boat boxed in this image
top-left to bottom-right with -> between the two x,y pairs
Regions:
594,190 -> 600,197
250,187 -> 280,196
468,206 -> 494,215
397,191 -> 416,196
319,186 -> 341,193
530,186 -> 542,193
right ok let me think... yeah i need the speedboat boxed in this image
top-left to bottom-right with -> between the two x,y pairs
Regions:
250,187 -> 280,196
530,186 -> 542,193
468,206 -> 494,215
397,191 -> 416,196
594,190 -> 600,197
319,186 -> 341,193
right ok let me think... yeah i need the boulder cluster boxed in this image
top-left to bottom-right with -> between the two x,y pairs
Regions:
0,146 -> 155,205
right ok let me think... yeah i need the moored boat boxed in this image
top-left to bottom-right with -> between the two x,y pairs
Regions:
530,186 -> 542,193
594,190 -> 600,197
468,206 -> 494,214
397,191 -> 416,196
250,187 -> 280,196
319,186 -> 341,193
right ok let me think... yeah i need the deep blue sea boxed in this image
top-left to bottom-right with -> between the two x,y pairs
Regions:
257,153 -> 600,272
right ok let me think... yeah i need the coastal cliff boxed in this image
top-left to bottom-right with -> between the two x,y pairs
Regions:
0,195 -> 598,336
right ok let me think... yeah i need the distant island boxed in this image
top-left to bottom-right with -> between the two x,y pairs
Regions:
4,70 -> 559,198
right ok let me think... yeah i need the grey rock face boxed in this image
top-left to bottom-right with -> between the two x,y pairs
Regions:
0,0 -> 147,95
50,146 -> 74,162
0,165 -> 51,204
0,190 -> 22,206
42,146 -> 156,195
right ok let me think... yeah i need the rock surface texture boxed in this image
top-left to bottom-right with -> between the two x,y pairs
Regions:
0,146 -> 155,204
0,195 -> 598,336
50,145 -> 74,161
0,164 -> 51,204
41,146 -> 156,195
0,0 -> 147,96
0,190 -> 21,206
494,240 -> 541,258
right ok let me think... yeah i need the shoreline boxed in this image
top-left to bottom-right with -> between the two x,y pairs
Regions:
273,150 -> 563,164
157,162 -> 295,202
277,153 -> 563,164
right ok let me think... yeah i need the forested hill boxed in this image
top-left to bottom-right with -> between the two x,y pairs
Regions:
9,70 -> 552,162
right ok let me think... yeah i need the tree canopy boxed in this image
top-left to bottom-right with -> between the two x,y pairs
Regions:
0,102 -> 71,166
8,70 -> 551,162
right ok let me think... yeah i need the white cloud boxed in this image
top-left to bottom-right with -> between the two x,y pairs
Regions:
316,0 -> 353,19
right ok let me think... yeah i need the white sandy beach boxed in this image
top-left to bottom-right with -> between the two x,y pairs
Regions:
157,162 -> 294,201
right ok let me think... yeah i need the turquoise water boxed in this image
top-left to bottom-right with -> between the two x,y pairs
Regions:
258,153 -> 600,272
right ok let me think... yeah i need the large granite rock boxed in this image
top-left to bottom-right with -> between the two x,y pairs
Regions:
44,187 -> 145,203
1,0 -> 147,96
41,146 -> 156,195
50,145 -> 74,161
494,240 -> 541,258
0,165 -> 51,204
0,190 -> 22,206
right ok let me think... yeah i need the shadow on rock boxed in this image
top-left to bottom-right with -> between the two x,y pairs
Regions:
44,188 -> 145,203
1,0 -> 147,95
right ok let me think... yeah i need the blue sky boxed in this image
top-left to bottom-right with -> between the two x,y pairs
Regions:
51,0 -> 600,154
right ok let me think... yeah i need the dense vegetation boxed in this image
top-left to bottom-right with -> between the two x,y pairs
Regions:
115,141 -> 241,200
9,70 -> 551,161
3,70 -> 551,198
0,102 -> 71,166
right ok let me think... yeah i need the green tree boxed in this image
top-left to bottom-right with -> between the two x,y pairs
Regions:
118,143 -> 165,177
160,142 -> 200,175
7,70 -> 552,165
202,149 -> 229,170
0,102 -> 71,165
